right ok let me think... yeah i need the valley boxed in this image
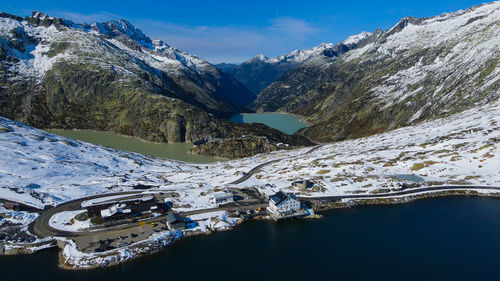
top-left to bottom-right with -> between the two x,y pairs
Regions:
0,1 -> 499,278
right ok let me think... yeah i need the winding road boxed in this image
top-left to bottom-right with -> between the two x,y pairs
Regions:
29,137 -> 499,239
304,185 -> 500,201
30,191 -> 267,238
30,185 -> 500,239
229,144 -> 324,185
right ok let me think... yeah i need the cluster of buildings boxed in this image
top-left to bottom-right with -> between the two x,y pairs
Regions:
83,184 -> 310,231
85,195 -> 191,231
85,196 -> 169,224
209,186 -> 309,220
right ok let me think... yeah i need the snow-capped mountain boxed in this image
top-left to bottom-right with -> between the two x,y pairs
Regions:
252,42 -> 336,65
0,11 -> 259,144
218,34 -> 370,95
254,1 -> 500,142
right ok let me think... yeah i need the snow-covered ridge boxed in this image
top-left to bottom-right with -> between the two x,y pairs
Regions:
250,1 -> 500,71
86,19 -> 212,73
341,31 -> 372,45
247,30 -> 372,67
0,11 -> 217,81
252,42 -> 337,65
335,1 -> 500,118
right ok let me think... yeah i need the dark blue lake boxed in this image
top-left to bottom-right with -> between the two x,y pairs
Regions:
1,197 -> 499,281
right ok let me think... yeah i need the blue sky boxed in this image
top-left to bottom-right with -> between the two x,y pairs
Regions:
0,0 -> 488,63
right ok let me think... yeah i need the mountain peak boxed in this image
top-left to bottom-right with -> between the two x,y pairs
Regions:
386,16 -> 423,36
253,54 -> 270,62
31,11 -> 52,20
90,19 -> 153,48
342,31 -> 372,45
25,11 -> 76,29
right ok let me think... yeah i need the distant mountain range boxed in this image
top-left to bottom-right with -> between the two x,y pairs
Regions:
216,33 -> 372,95
219,1 -> 500,142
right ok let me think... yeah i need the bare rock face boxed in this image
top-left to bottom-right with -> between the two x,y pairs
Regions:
189,134 -> 313,159
189,136 -> 280,159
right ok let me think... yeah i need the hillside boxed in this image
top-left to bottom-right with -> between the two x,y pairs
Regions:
0,97 -> 498,209
0,12 -> 262,144
1,95 -> 498,263
254,2 -> 500,142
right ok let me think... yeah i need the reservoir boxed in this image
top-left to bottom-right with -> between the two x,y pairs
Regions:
47,113 -> 308,163
47,129 -> 218,163
230,112 -> 308,134
1,197 -> 498,281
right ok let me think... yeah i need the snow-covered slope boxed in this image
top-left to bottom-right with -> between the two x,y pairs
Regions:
1,100 -> 499,208
0,11 -> 255,109
0,96 -> 499,247
255,1 -> 500,141
343,2 -> 500,109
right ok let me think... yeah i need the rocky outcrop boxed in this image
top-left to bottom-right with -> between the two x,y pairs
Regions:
190,129 -> 314,159
190,136 -> 281,159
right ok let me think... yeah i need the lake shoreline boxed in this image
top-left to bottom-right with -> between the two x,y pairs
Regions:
13,189 -> 498,270
46,128 -> 221,163
229,112 -> 308,135
234,111 -> 311,125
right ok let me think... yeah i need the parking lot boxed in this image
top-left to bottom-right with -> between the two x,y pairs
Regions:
73,220 -> 168,253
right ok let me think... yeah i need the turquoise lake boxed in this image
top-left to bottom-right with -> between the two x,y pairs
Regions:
230,113 -> 308,134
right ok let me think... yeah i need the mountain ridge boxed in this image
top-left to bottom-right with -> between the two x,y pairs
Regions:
218,33 -> 371,96
0,11 -> 312,153
252,1 -> 500,142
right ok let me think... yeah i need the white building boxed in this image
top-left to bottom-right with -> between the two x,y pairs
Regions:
100,203 -> 131,220
211,192 -> 234,206
267,191 -> 301,218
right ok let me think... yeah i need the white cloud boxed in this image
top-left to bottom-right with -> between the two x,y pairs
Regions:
268,17 -> 324,39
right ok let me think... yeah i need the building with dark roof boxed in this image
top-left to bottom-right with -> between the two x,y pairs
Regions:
211,192 -> 234,206
292,180 -> 315,189
166,213 -> 186,231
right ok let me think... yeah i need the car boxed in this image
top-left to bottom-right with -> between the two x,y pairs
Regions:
131,233 -> 138,238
